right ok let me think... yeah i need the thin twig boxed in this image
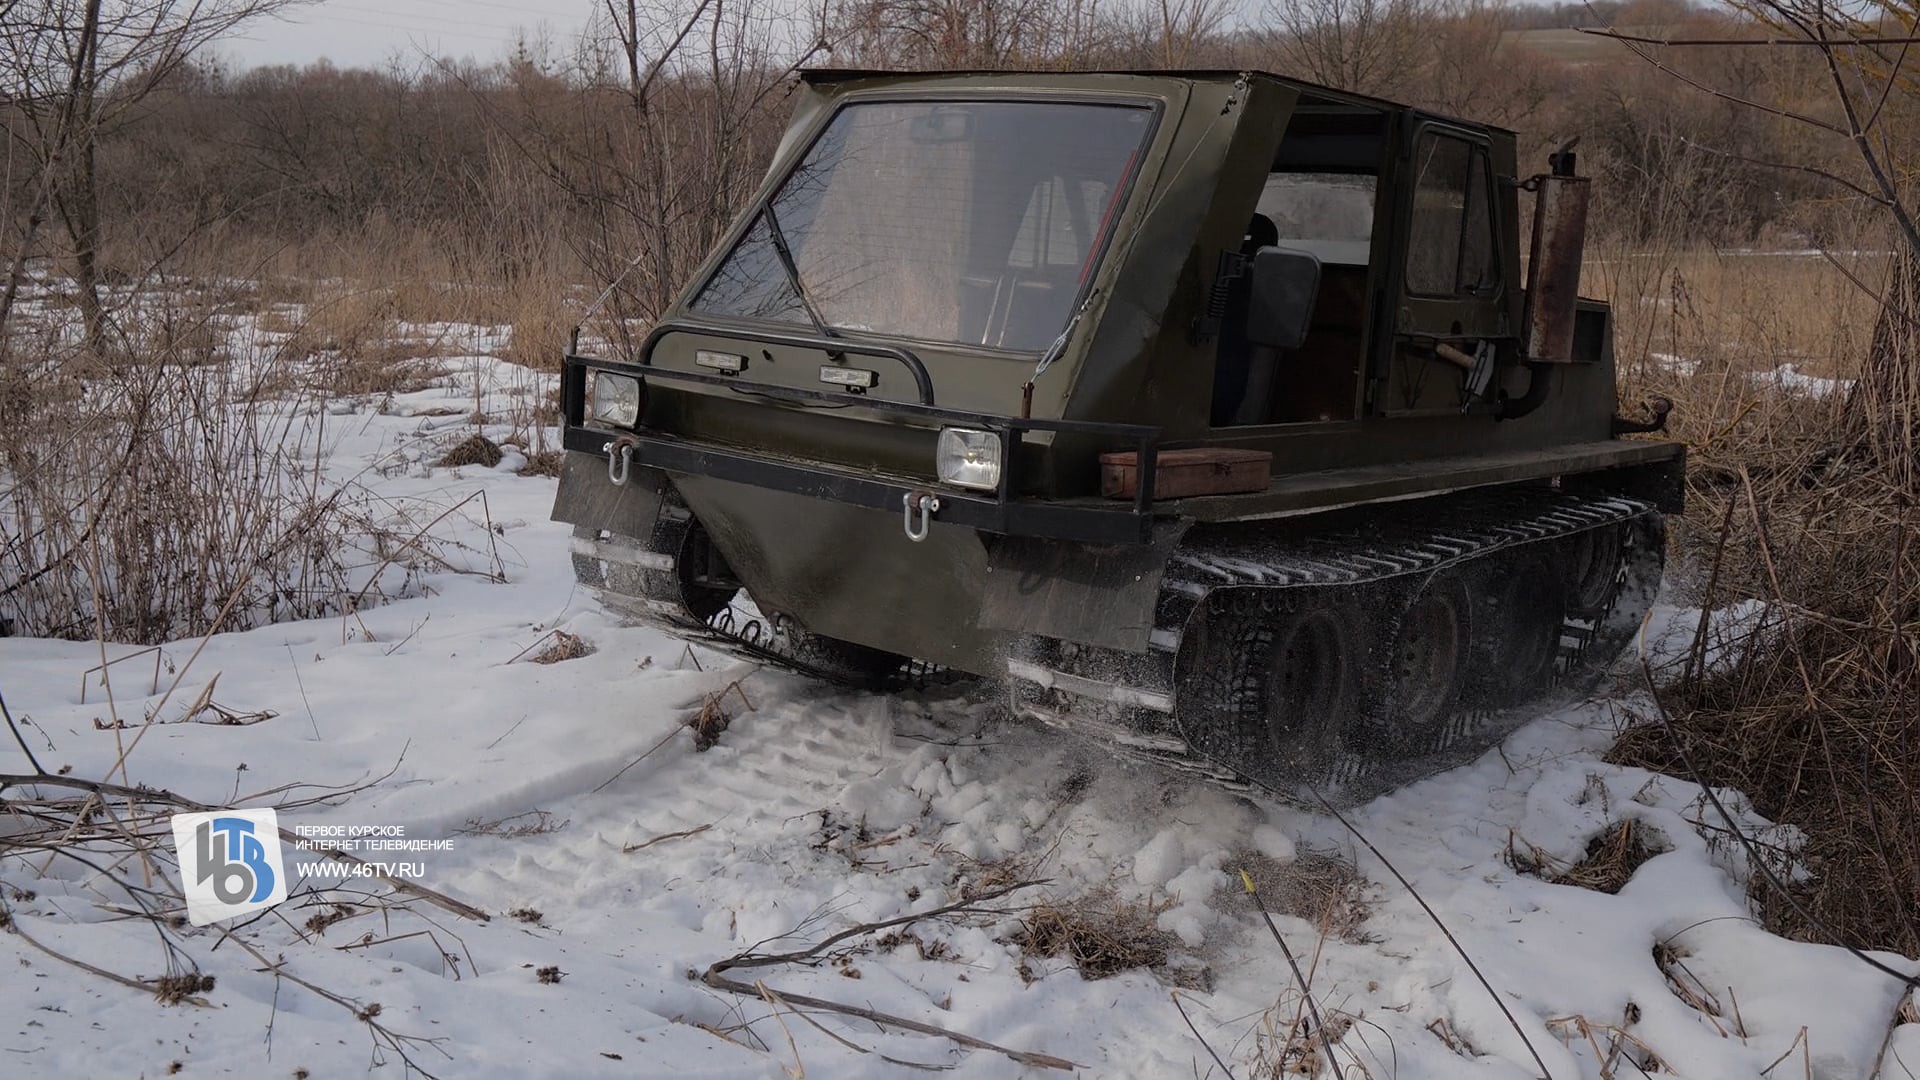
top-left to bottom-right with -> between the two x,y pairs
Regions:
382,613 -> 429,657
1238,869 -> 1342,1077
623,823 -> 712,853
504,627 -> 561,665
0,770 -> 489,923
2,899 -> 209,1006
700,879 -> 1079,1071
1171,991 -> 1240,1080
0,683 -> 47,776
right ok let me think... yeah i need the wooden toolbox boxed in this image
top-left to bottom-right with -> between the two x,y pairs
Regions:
1098,447 -> 1273,500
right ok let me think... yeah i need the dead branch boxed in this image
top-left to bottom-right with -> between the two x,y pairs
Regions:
700,878 -> 1080,1071
2,894 -> 210,1006
1578,29 -> 1920,47
0,771 -> 489,922
623,822 -> 713,853
217,926 -> 452,1078
1171,991 -> 1240,1080
760,984 -> 958,1072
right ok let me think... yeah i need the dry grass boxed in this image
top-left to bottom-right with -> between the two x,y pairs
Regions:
1608,439 -> 1920,953
526,630 -> 591,665
1653,939 -> 1745,1037
515,448 -> 563,477
1508,819 -> 1670,895
1218,850 -> 1372,943
436,433 -> 503,469
1591,246 -> 1887,385
1544,1009 -> 1668,1077
502,290 -> 574,372
1604,239 -> 1920,957
1011,890 -> 1188,983
1247,1001 -> 1367,1079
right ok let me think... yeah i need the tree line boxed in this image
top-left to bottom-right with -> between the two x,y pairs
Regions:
1,0 -> 1913,341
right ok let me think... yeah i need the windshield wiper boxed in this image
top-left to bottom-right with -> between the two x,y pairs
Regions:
761,203 -> 837,341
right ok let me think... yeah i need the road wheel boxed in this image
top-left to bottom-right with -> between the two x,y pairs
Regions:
1469,550 -> 1565,705
1565,523 -> 1626,615
1563,513 -> 1668,693
1181,589 -> 1369,784
1355,573 -> 1470,758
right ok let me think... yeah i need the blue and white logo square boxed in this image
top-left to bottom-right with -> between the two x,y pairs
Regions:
171,809 -> 289,926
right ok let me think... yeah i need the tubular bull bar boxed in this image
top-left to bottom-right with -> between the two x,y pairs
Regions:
560,321 -> 1163,546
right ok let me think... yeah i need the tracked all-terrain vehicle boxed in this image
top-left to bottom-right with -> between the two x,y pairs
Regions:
553,69 -> 1684,798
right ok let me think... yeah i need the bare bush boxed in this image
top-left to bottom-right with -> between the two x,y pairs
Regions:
1611,450 -> 1920,955
1598,0 -> 1920,959
0,286 -> 496,644
1,297 -> 352,641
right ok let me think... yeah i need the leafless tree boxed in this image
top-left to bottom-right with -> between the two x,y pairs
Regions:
1259,0 -> 1438,99
0,0 -> 310,352
1153,0 -> 1235,67
1591,0 -> 1920,483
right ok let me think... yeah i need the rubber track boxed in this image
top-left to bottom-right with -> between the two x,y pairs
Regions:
1012,486 -> 1664,804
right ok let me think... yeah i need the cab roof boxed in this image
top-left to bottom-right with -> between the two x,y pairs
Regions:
795,68 -> 1515,136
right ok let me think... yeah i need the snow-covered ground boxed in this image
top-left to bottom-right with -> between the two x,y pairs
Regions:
4,340 -> 1917,1079
1644,351 -> 1853,399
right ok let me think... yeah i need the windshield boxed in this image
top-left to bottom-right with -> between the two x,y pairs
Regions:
693,100 -> 1153,353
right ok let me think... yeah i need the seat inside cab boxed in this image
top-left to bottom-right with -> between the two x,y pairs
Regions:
1211,103 -> 1385,427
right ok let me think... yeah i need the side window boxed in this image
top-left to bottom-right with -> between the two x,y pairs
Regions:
1406,132 -> 1498,297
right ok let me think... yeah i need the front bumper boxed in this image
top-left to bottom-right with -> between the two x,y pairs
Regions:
561,321 -> 1165,546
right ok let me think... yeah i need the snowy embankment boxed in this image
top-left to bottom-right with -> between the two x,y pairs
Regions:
3,341 -> 1916,1079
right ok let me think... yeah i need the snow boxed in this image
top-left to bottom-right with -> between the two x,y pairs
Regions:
1757,362 -> 1850,399
4,339 -> 1917,1078
1639,352 -> 1854,400
1648,352 -> 1697,377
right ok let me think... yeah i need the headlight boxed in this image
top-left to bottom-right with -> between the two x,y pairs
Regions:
591,371 -> 641,427
936,427 -> 1002,491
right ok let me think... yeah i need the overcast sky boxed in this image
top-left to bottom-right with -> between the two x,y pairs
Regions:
219,0 -> 598,69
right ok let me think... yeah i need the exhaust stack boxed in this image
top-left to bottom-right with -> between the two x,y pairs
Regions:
1522,149 -> 1591,363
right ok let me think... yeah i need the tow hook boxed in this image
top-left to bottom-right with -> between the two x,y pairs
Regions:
902,490 -> 941,542
603,437 -> 638,486
1611,396 -> 1673,435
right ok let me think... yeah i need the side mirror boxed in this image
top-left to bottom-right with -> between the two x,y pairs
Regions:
1244,246 -> 1321,350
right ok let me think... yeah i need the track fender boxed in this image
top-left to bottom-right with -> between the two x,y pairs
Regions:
550,449 -> 669,536
978,521 -> 1190,653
